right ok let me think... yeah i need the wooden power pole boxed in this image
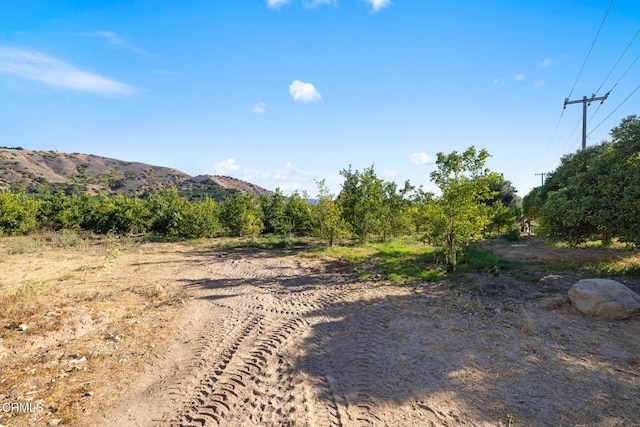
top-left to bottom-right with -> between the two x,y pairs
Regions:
564,92 -> 609,151
535,172 -> 545,186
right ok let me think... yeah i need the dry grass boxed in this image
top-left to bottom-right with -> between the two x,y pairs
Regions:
520,307 -> 536,334
0,233 -> 192,426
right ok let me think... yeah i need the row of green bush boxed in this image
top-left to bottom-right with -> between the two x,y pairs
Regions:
1,150 -> 520,269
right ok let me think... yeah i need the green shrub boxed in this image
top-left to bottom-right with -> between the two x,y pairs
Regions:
0,191 -> 42,235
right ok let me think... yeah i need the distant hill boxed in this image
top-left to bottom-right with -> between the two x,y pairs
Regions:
0,147 -> 271,200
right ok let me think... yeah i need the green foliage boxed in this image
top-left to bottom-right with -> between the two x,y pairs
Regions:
530,115 -> 640,246
309,237 -> 442,282
338,165 -> 386,243
422,146 -> 502,270
456,246 -> 510,275
82,195 -> 151,235
146,187 -> 188,236
522,186 -> 544,220
311,179 -> 348,246
220,192 -> 263,237
284,191 -> 313,237
503,228 -> 520,242
177,196 -> 221,238
260,188 -> 288,236
0,191 -> 42,235
486,201 -> 517,236
38,193 -> 84,231
380,180 -> 413,240
407,187 -> 434,233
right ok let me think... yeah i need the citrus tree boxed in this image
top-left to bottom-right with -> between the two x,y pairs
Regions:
424,146 -> 501,270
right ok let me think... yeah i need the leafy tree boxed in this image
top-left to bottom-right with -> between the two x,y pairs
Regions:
529,116 -> 640,245
407,186 -> 435,233
220,192 -> 263,237
39,193 -> 85,231
284,191 -> 313,238
0,191 -> 42,235
177,196 -> 220,238
110,196 -> 151,234
522,186 -> 544,221
312,179 -> 348,246
380,180 -> 413,240
146,187 -> 188,236
423,146 -> 501,270
261,188 -> 287,236
338,165 -> 386,243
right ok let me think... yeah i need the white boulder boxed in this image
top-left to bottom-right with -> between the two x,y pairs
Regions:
568,278 -> 640,319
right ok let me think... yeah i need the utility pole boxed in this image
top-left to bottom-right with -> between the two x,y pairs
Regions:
564,92 -> 609,151
535,172 -> 545,186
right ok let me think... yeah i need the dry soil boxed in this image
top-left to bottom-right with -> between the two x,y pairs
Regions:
1,236 -> 639,426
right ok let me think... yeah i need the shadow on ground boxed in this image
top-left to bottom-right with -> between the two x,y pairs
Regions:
176,242 -> 640,425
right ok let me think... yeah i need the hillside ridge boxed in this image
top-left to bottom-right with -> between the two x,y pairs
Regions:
0,147 -> 271,200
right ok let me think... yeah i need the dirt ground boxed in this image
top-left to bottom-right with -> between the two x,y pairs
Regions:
1,235 -> 639,426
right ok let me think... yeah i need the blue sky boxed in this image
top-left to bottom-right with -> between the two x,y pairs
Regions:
1,0 -> 639,197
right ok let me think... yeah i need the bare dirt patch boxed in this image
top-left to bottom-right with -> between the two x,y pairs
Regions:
2,236 -> 639,426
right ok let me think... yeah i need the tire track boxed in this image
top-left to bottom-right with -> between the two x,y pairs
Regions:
168,313 -> 309,426
168,313 -> 264,426
163,254 -> 367,426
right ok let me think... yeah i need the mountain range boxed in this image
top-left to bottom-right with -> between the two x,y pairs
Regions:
0,147 -> 271,200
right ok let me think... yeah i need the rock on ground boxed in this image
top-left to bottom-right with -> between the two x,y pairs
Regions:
568,278 -> 640,319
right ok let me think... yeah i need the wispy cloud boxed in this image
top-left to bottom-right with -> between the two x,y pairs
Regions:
365,0 -> 391,13
214,158 -> 243,174
253,101 -> 267,114
267,0 -> 290,9
409,152 -> 432,165
539,58 -> 555,68
383,169 -> 397,178
152,69 -> 181,77
289,80 -> 322,103
534,80 -> 545,89
213,159 -> 321,194
492,78 -> 500,85
84,31 -> 147,55
0,46 -> 133,96
514,74 -> 526,81
304,0 -> 337,8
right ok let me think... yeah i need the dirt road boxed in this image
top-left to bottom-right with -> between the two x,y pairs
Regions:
88,243 -> 640,427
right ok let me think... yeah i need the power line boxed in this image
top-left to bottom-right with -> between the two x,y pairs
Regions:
588,82 -> 640,136
567,0 -> 615,99
607,49 -> 640,93
536,108 -> 565,170
558,116 -> 583,156
595,25 -> 640,94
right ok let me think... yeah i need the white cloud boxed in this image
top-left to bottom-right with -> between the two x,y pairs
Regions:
214,158 -> 242,175
514,74 -> 526,81
280,182 -> 301,191
0,46 -> 133,96
539,58 -> 554,68
409,152 -> 432,165
213,159 -> 322,194
492,78 -> 500,85
253,101 -> 267,114
534,80 -> 545,89
268,0 -> 290,9
85,31 -> 147,55
304,0 -> 337,8
289,80 -> 322,103
383,169 -> 397,178
365,0 -> 391,13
